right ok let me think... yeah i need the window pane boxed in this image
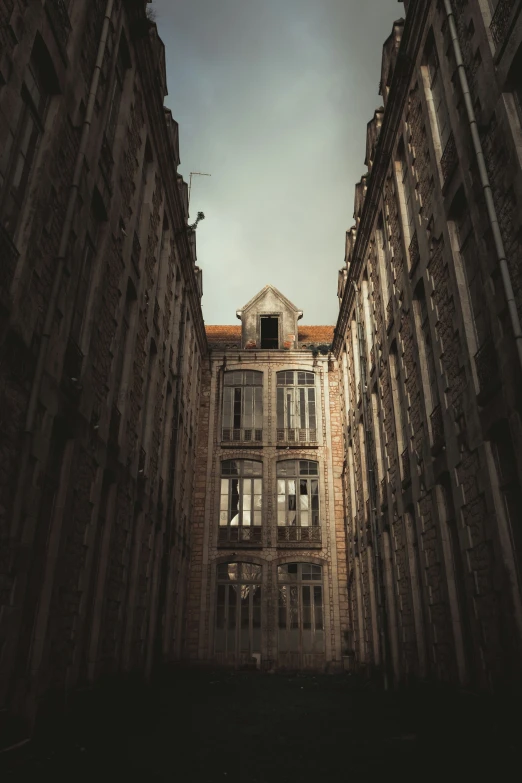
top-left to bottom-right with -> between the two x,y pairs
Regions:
277,461 -> 296,477
251,461 -> 262,477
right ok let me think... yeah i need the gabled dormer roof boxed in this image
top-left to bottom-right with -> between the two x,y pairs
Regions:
236,284 -> 303,320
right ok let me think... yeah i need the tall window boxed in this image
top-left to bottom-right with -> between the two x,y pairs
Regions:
105,42 -> 126,148
376,217 -> 393,308
397,146 -> 416,246
278,563 -> 324,657
415,283 -> 439,416
215,562 -> 262,658
70,199 -> 102,349
276,371 -> 316,442
222,370 -> 263,443
425,38 -> 452,153
276,460 -> 320,544
451,191 -> 488,350
389,345 -> 409,479
1,44 -> 52,236
219,460 -> 262,545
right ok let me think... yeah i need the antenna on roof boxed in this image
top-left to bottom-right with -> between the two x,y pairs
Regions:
188,172 -> 211,209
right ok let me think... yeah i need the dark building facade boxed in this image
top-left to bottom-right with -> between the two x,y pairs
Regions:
0,0 -> 205,740
335,0 -> 522,690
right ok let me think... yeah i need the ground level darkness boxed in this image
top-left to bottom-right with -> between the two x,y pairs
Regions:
2,671 -> 520,782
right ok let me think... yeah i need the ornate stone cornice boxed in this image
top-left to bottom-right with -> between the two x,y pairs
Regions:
333,0 -> 430,357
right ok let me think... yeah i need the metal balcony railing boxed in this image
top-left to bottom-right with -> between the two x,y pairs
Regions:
222,428 -> 263,443
475,335 -> 500,401
218,527 -> 262,545
277,527 -> 321,544
276,428 -> 317,443
99,135 -> 114,189
490,0 -> 518,46
153,298 -> 160,333
45,0 -> 71,60
441,132 -> 458,185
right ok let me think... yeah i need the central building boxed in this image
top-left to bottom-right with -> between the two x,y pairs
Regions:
185,286 -> 349,670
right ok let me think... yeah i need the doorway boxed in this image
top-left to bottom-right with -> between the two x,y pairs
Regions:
277,563 -> 325,668
214,562 -> 262,665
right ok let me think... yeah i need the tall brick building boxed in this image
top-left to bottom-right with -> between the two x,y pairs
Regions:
2,0 -> 522,748
335,0 -> 522,690
0,0 -> 205,740
186,286 -> 349,670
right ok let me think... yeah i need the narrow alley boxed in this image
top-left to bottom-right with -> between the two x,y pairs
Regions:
3,672 -> 518,782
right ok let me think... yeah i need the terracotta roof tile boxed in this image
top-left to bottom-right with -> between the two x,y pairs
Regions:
205,325 -> 334,346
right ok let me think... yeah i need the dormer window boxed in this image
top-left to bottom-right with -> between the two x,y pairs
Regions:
260,316 -> 279,349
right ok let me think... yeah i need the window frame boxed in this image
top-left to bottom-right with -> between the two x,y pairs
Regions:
276,460 -> 321,544
219,459 -> 263,545
222,370 -> 263,443
276,370 -> 317,443
277,563 -> 324,655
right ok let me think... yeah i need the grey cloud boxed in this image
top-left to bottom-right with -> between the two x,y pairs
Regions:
153,0 -> 402,323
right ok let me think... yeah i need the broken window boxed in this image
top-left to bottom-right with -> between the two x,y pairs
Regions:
215,562 -> 262,657
276,371 -> 316,442
222,370 -> 263,442
276,460 -> 320,544
219,460 -> 262,545
260,315 -> 279,349
277,563 -> 324,655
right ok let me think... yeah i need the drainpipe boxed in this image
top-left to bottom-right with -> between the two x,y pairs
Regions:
443,0 -> 522,372
352,282 -> 390,689
11,0 -> 116,537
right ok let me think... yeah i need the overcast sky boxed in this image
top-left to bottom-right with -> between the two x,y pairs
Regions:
153,0 -> 402,325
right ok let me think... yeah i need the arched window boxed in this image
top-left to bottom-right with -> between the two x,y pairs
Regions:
215,562 -> 262,659
222,370 -> 263,443
276,460 -> 320,544
276,371 -> 316,443
219,460 -> 262,545
277,563 -> 324,659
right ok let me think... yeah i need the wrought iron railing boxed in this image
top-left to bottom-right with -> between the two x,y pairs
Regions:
45,0 -> 72,60
490,0 -> 518,46
408,231 -> 420,272
276,428 -> 317,443
430,403 -> 444,451
222,428 -> 263,443
277,527 -> 321,544
218,527 -> 262,545
441,132 -> 458,184
370,345 -> 375,373
153,298 -> 160,333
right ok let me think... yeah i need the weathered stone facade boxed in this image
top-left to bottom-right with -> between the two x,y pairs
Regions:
187,287 -> 348,671
0,0 -> 205,741
335,0 -> 522,690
